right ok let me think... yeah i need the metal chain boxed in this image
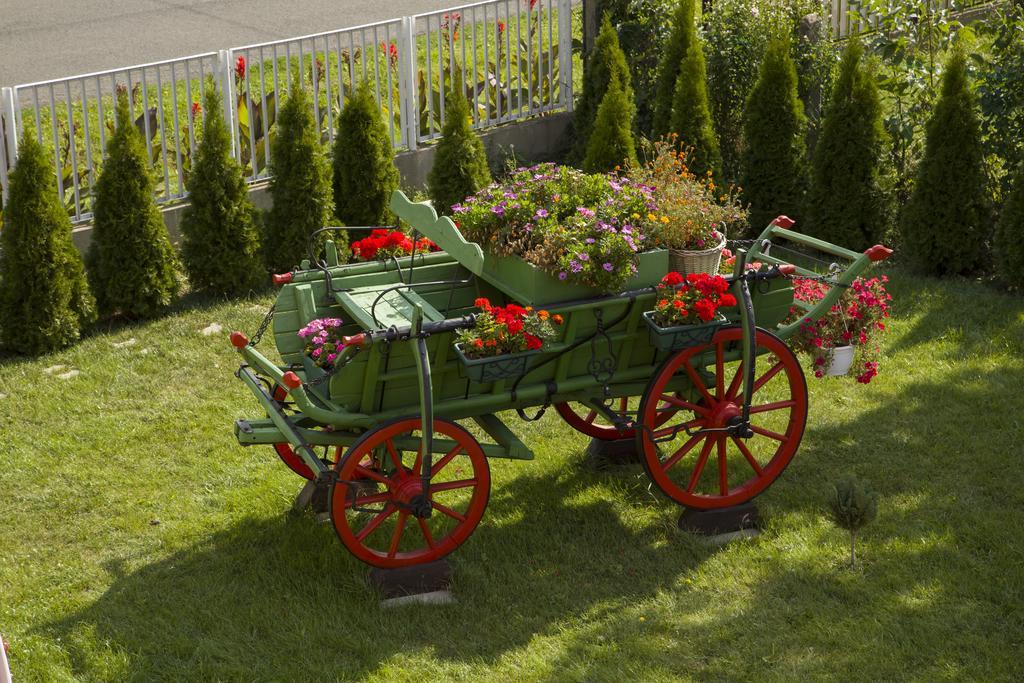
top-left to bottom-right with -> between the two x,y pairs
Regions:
587,309 -> 618,389
250,304 -> 276,346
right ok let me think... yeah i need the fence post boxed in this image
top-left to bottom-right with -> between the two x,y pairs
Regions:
558,0 -> 574,112
218,49 -> 238,160
398,15 -> 418,151
1,87 -> 18,203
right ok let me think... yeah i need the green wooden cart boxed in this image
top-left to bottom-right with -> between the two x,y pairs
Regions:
229,191 -> 891,568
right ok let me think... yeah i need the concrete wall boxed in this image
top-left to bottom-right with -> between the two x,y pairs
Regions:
70,111 -> 573,253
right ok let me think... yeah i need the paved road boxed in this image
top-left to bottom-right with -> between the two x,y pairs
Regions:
0,0 -> 457,87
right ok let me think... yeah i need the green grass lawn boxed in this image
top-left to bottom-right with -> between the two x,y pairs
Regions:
1,267 -> 1022,681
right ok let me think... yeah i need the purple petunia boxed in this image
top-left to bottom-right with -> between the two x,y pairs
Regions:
491,204 -> 505,216
570,261 -> 583,273
577,207 -> 595,218
535,208 -> 549,218
603,262 -> 614,272
558,272 -> 567,280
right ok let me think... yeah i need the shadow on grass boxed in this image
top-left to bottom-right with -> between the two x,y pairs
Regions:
39,461 -> 715,679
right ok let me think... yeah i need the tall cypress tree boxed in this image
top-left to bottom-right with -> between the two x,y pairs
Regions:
0,133 -> 96,354
808,39 -> 888,251
652,0 -> 696,138
428,84 -> 491,215
901,48 -> 989,276
740,38 -> 808,232
180,83 -> 265,295
583,74 -> 638,173
88,92 -> 178,318
264,82 -> 334,273
669,38 -> 722,182
573,14 -> 633,161
333,80 -> 400,238
995,160 -> 1024,288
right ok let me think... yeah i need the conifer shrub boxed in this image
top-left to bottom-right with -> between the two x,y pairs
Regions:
180,83 -> 265,295
901,49 -> 990,276
994,160 -> 1024,288
807,39 -> 887,251
428,84 -> 491,215
573,14 -> 634,161
829,475 -> 878,568
87,92 -> 178,318
669,38 -> 722,182
333,80 -> 399,238
0,133 -> 96,354
264,82 -> 334,273
582,75 -> 638,173
652,0 -> 696,138
740,38 -> 808,232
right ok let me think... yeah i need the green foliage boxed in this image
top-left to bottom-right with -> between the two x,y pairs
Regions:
0,133 -> 96,354
976,4 -> 1024,199
829,474 -> 878,567
995,161 -> 1024,288
333,80 -> 400,239
597,0 -> 676,135
264,83 -> 334,273
582,75 -> 638,174
808,39 -> 888,251
652,0 -> 696,138
900,49 -> 989,277
669,38 -> 722,182
573,14 -> 634,162
428,84 -> 492,216
179,84 -> 265,295
740,38 -> 808,232
87,92 -> 178,319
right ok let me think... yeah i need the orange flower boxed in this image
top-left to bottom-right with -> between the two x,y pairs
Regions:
552,314 -> 564,325
538,310 -> 550,320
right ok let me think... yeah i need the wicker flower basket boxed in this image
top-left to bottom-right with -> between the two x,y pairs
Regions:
668,231 -> 726,275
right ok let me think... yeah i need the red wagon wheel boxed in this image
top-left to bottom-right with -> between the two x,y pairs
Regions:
637,327 -> 807,509
555,395 -> 680,440
330,417 -> 491,568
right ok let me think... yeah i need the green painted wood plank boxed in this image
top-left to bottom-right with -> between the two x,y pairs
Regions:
390,189 -> 485,275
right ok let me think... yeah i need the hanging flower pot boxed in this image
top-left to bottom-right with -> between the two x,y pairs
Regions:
825,345 -> 856,376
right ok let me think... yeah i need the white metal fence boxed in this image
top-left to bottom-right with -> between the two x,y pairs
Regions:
0,0 -> 574,223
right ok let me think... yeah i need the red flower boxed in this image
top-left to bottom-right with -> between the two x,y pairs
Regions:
235,55 -> 246,80
661,271 -> 684,287
474,297 -> 492,311
524,333 -> 542,350
497,20 -> 506,34
190,101 -> 202,118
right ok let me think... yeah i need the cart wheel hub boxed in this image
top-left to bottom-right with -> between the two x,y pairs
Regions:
709,401 -> 741,428
394,477 -> 425,506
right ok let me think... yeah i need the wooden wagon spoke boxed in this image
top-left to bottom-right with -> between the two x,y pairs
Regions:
662,433 -> 705,470
749,399 -> 796,414
411,447 -> 423,476
385,439 -> 406,479
732,436 -> 764,476
354,465 -> 392,487
715,342 -> 725,399
725,360 -> 745,400
356,504 -> 396,542
685,437 -> 716,493
717,436 -> 729,495
430,500 -> 467,522
417,518 -> 436,548
750,424 -> 788,442
429,478 -> 478,493
752,360 -> 785,395
683,359 -> 715,404
387,511 -> 409,558
652,417 -> 702,440
350,491 -> 390,507
583,410 -> 598,424
658,393 -> 710,417
430,444 -> 464,477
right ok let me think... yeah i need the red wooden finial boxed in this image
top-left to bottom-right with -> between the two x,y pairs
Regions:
772,216 -> 795,229
272,272 -> 294,286
281,372 -> 302,390
230,331 -> 249,348
865,245 -> 893,262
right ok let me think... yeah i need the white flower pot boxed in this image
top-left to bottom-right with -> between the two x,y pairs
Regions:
826,345 -> 855,376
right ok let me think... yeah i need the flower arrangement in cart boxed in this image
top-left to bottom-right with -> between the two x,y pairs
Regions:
298,317 -> 347,369
652,271 -> 737,327
456,297 -> 562,359
452,163 -> 657,291
350,229 -> 438,261
789,275 -> 892,383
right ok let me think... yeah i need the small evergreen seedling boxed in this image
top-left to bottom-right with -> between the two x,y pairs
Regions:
573,14 -> 634,161
583,74 -> 638,174
829,475 -> 878,568
264,82 -> 334,273
0,132 -> 97,354
652,0 -> 697,138
428,84 -> 491,215
901,48 -> 990,276
995,160 -> 1024,288
808,39 -> 888,251
669,38 -> 722,182
180,83 -> 265,295
740,38 -> 809,232
333,80 -> 400,239
88,91 -> 178,319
